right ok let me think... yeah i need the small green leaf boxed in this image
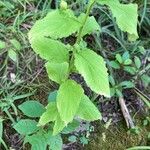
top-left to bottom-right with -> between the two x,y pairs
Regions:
0,118 -> 3,139
115,54 -> 123,64
127,146 -> 150,150
120,81 -> 135,89
13,119 -> 38,135
109,61 -> 120,69
124,59 -> 132,65
53,115 -> 66,135
10,39 -> 21,51
76,95 -> 102,121
141,74 -> 150,87
57,80 -> 84,124
0,40 -> 5,49
47,134 -> 63,150
62,120 -> 80,134
30,36 -> 69,63
38,102 -> 58,126
134,56 -> 141,69
68,135 -> 77,142
8,49 -> 17,62
48,91 -> 57,103
75,49 -> 110,97
45,62 -> 69,84
122,51 -> 130,61
18,101 -> 45,118
124,66 -> 136,75
78,13 -> 100,37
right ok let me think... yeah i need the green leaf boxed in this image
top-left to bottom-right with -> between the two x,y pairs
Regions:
57,80 -> 84,124
10,39 -> 21,51
45,62 -> 69,84
124,59 -> 132,65
30,36 -> 69,63
98,0 -> 138,41
53,115 -> 66,135
78,13 -> 100,37
134,56 -> 141,69
38,102 -> 58,126
47,134 -> 63,150
109,61 -> 120,69
141,74 -> 150,87
124,66 -> 136,75
62,120 -> 80,134
13,119 -> 39,135
48,90 -> 57,103
8,49 -> 17,62
120,81 -> 135,89
0,40 -> 5,49
28,9 -> 81,40
76,95 -> 101,121
115,54 -> 123,64
122,51 -> 130,61
18,101 -> 45,118
24,132 -> 48,150
75,49 -> 110,97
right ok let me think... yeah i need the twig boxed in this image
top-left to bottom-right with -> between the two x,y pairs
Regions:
119,97 -> 135,128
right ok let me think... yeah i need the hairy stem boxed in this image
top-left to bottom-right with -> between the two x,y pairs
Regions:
76,1 -> 96,44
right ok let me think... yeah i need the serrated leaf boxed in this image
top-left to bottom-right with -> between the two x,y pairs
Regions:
78,13 -> 100,37
57,80 -> 84,124
75,49 -> 110,97
76,95 -> 101,121
38,102 -> 58,126
62,120 -> 80,134
18,101 -> 45,118
30,36 -> 69,63
53,115 -> 66,135
98,0 -> 138,41
13,119 -> 38,135
28,9 -> 81,40
45,62 -> 69,84
24,132 -> 48,150
47,134 -> 63,150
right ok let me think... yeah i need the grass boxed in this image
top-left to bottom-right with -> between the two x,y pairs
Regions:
0,0 -> 150,149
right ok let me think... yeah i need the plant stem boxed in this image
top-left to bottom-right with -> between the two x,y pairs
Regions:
76,1 -> 96,44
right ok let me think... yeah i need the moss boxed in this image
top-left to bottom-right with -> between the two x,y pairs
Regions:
84,119 -> 150,150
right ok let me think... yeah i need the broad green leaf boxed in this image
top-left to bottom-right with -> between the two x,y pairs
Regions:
62,120 -> 80,134
109,61 -> 120,69
76,95 -> 102,121
124,59 -> 132,65
47,134 -> 63,150
98,0 -> 138,41
38,102 -> 58,126
0,40 -> 5,49
13,119 -> 39,135
53,115 -> 66,135
24,132 -> 48,150
57,80 -> 84,124
78,13 -> 100,37
28,9 -> 81,40
75,49 -> 110,97
18,101 -> 45,118
45,62 -> 69,84
30,36 -> 69,63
